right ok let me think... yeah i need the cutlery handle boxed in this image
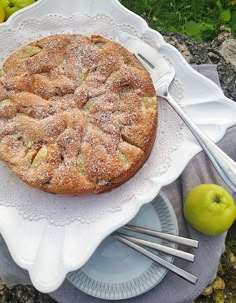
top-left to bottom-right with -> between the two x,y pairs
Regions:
117,233 -> 195,262
123,225 -> 199,248
114,235 -> 198,284
166,93 -> 236,193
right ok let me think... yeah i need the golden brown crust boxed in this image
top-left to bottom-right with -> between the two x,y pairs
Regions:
0,34 -> 157,195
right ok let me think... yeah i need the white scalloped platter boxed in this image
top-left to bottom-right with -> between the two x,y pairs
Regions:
0,0 -> 235,293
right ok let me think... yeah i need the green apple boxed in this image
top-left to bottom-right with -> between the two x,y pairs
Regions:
0,3 -> 5,22
0,0 -> 35,20
184,184 -> 236,236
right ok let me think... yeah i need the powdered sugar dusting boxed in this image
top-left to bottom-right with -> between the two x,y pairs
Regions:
0,34 -> 157,195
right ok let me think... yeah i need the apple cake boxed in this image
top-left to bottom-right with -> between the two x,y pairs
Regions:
0,34 -> 157,195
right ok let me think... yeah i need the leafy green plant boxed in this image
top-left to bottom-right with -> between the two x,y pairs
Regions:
120,0 -> 236,42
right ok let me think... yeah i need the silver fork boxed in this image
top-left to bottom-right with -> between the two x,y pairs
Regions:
113,224 -> 199,284
117,32 -> 236,193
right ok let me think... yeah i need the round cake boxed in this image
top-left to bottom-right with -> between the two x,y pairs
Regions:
0,34 -> 157,195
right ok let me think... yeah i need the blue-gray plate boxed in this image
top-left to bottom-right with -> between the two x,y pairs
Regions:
67,192 -> 178,300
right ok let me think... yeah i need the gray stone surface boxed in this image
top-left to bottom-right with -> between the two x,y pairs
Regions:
220,39 -> 236,69
0,284 -> 56,303
162,28 -> 236,102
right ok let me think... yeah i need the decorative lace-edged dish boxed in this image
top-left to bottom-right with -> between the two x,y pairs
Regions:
0,0 -> 235,293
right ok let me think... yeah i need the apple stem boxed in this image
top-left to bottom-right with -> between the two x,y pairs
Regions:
214,196 -> 221,203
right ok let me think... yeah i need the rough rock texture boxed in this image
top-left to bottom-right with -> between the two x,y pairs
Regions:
0,283 -> 56,303
162,27 -> 236,101
220,39 -> 236,69
0,31 -> 235,302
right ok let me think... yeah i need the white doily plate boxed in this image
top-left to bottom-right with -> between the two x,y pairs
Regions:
0,0 -> 235,293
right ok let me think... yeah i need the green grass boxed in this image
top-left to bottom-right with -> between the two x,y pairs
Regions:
120,0 -> 236,42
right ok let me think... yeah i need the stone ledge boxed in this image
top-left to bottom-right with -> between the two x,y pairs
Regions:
162,28 -> 236,101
